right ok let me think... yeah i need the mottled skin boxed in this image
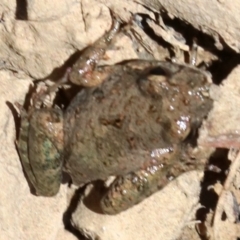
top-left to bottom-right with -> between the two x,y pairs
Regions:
17,15 -> 213,214
17,107 -> 63,196
65,61 -> 213,214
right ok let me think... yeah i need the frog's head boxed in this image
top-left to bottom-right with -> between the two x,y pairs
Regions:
138,63 -> 212,115
166,66 -> 213,124
137,63 -> 213,139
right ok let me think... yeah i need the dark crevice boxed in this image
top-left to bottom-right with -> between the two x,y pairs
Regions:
34,11 -> 240,92
15,0 -> 28,20
198,149 -> 230,211
134,13 -> 175,58
196,148 -> 231,239
63,186 -> 88,240
134,12 -> 240,84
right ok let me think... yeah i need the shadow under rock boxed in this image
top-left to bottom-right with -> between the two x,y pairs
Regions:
135,11 -> 240,85
63,180 -> 109,239
63,185 -> 88,240
196,148 -> 231,239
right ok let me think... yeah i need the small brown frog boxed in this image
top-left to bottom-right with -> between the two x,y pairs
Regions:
17,14 -> 213,214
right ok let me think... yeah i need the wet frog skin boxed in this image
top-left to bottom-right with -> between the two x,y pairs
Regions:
17,15 -> 213,214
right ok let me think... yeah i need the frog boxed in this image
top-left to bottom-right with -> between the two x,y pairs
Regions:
16,13 -> 213,215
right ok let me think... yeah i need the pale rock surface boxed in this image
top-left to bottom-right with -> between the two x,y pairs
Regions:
140,0 -> 240,52
199,65 -> 240,148
1,0 -> 240,240
0,70 -> 72,240
72,171 -> 203,240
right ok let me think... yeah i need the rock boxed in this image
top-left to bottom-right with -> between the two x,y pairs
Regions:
1,0 -> 240,240
72,171 -> 203,240
0,70 -> 71,240
140,0 -> 240,52
199,65 -> 240,148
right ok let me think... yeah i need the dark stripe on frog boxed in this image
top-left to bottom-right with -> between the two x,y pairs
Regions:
17,114 -> 38,186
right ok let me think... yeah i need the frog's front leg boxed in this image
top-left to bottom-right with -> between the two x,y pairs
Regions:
68,12 -> 123,87
17,107 -> 64,196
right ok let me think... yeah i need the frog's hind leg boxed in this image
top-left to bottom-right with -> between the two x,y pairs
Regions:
100,164 -> 166,215
100,156 -> 202,215
16,102 -> 64,197
68,11 -> 124,87
16,105 -> 37,191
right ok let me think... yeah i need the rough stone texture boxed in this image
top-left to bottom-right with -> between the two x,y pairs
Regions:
199,65 -> 240,148
72,172 -> 203,240
1,0 -> 240,240
141,0 -> 240,52
0,71 -> 74,240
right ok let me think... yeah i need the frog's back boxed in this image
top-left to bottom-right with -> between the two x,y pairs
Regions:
63,65 -> 167,185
